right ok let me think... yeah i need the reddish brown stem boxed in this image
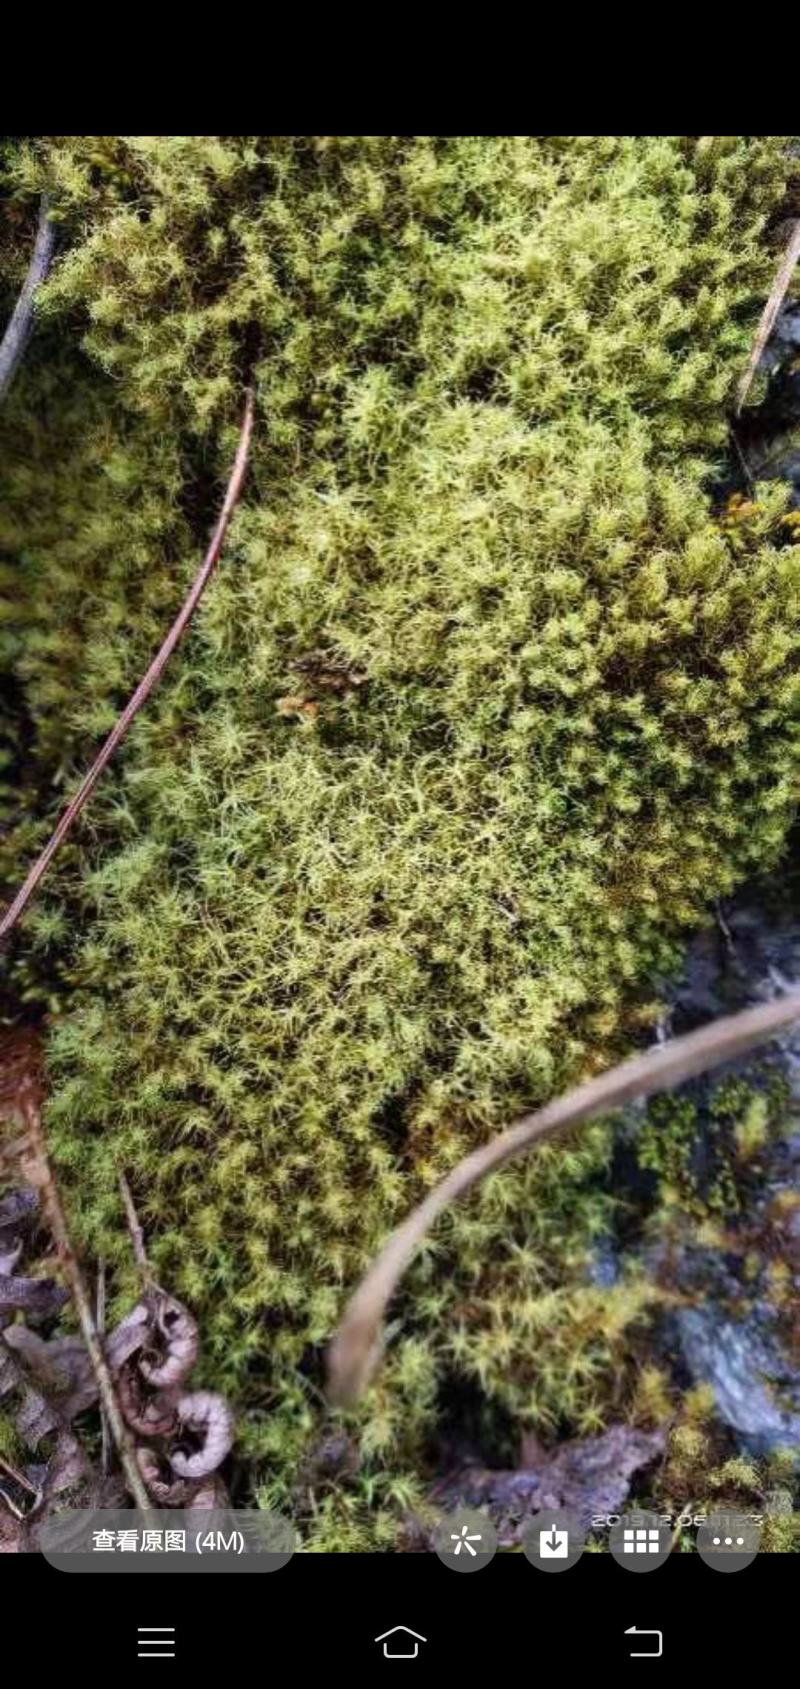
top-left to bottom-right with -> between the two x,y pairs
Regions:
0,388 -> 255,942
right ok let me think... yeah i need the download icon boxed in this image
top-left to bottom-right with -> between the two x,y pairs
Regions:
522,1508 -> 585,1572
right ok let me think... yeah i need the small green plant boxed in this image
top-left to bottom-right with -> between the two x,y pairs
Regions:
635,1071 -> 790,1222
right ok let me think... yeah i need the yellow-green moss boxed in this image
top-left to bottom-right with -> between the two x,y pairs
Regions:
635,1071 -> 790,1220
2,138 -> 800,1536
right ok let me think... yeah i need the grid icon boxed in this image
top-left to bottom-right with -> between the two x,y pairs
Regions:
622,1528 -> 660,1554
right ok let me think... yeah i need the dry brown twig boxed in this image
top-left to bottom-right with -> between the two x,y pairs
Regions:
0,197 -> 57,405
118,1168 -> 156,1294
735,217 -> 800,415
327,987 -> 800,1405
0,386 -> 255,943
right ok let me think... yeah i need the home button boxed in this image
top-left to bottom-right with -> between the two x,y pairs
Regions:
374,1626 -> 428,1660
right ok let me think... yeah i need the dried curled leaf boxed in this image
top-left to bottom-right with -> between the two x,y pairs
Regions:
0,1188 -> 65,1318
117,1360 -> 178,1439
138,1292 -> 199,1388
105,1301 -> 151,1371
2,1274 -> 236,1513
170,1391 -> 235,1479
135,1446 -> 229,1508
1,1139 -> 235,1527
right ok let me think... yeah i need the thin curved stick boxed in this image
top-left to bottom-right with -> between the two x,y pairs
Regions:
327,987 -> 800,1404
0,197 -> 56,403
0,388 -> 255,942
118,1168 -> 156,1293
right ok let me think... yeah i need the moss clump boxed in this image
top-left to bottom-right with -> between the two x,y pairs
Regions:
635,1070 -> 790,1222
2,137 -> 800,1536
642,1381 -> 800,1549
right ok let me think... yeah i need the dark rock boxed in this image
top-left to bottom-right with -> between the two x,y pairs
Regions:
623,895 -> 800,1461
759,303 -> 800,376
677,1307 -> 800,1456
425,1424 -> 666,1543
586,1238 -> 619,1288
740,296 -> 800,505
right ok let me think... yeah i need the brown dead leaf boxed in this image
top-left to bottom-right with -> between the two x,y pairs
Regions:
0,1026 -> 44,1131
0,1274 -> 69,1318
276,694 -> 319,722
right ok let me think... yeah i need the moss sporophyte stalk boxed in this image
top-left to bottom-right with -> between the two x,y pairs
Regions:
1,137 -> 800,1545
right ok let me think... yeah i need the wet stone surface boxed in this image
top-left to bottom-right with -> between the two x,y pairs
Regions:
623,895 -> 800,1457
677,1307 -> 800,1456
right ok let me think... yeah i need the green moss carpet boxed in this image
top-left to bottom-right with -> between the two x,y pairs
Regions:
2,137 -> 799,1544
